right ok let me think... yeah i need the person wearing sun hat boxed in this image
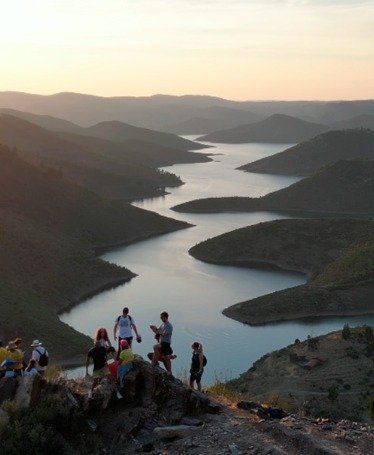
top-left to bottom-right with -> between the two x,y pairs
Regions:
6,340 -> 24,376
31,339 -> 48,375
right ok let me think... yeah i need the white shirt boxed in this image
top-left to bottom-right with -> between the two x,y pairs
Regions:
115,315 -> 134,338
31,346 -> 48,372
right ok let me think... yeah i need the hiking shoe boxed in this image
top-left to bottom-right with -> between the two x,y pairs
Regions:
116,390 -> 123,399
88,391 -> 93,400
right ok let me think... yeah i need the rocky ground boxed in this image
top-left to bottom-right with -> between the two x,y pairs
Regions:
154,406 -> 374,455
95,394 -> 374,455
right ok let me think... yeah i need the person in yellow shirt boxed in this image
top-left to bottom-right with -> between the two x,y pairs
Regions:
0,341 -> 8,377
6,341 -> 23,376
117,339 -> 134,388
0,341 -> 7,364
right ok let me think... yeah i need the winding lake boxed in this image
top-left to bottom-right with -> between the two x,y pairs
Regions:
61,138 -> 374,383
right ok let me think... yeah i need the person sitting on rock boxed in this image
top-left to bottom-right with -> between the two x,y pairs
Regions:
117,339 -> 134,389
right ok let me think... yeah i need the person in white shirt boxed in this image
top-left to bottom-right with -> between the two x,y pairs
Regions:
31,339 -> 48,374
113,307 -> 140,352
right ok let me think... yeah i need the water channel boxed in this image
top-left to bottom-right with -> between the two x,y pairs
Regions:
61,138 -> 374,383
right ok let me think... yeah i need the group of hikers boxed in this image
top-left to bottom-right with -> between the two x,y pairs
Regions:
0,307 -> 206,399
0,338 -> 49,378
85,307 -> 207,399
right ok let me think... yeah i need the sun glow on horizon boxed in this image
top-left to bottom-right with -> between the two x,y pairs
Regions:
0,0 -> 373,100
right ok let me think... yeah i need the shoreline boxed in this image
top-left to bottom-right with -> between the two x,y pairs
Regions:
222,306 -> 374,326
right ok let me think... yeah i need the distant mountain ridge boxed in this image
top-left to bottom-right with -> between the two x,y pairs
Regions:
1,91 -> 374,133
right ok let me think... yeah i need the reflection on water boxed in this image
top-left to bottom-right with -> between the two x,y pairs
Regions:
60,140 -> 374,383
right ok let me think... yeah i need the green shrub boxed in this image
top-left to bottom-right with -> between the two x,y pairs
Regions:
0,396 -> 91,454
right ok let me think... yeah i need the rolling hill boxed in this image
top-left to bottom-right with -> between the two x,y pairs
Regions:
172,159 -> 374,217
239,128 -> 374,176
0,114 -> 211,201
196,114 -> 330,144
188,217 -> 374,325
0,143 -> 190,361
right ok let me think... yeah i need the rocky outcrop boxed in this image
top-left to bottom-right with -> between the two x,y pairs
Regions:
1,355 -> 374,454
0,356 -> 221,453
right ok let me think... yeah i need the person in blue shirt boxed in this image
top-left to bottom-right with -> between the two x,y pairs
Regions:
150,311 -> 173,373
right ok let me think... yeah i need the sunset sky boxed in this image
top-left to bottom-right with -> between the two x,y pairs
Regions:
1,0 -> 373,101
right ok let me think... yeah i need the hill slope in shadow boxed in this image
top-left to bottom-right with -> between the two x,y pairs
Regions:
239,128 -> 374,176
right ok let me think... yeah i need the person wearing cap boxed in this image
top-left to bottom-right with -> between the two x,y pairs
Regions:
86,339 -> 123,400
31,339 -> 48,375
117,339 -> 134,389
113,307 -> 140,352
6,341 -> 24,376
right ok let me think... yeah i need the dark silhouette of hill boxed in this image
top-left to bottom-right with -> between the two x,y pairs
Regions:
1,91 -> 374,133
239,129 -> 374,176
172,160 -> 374,217
0,144 -> 190,358
196,114 -> 330,144
0,107 -> 82,133
0,107 -> 209,151
0,114 -> 211,200
80,120 -> 209,151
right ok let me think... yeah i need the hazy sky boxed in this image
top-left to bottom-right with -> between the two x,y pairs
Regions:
1,0 -> 373,100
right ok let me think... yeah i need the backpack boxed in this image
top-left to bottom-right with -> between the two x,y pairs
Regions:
203,355 -> 207,367
36,348 -> 49,367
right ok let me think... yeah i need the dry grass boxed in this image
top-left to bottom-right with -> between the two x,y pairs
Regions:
226,325 -> 374,421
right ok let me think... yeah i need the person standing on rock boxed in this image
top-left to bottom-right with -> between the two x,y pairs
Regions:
7,340 -> 24,376
150,311 -> 173,373
190,342 -> 205,391
31,339 -> 48,375
85,339 -> 122,400
113,307 -> 140,353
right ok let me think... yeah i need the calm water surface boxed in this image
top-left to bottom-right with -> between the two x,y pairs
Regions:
61,139 -> 374,383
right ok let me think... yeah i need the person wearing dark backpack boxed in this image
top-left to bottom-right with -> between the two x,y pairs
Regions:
31,339 -> 48,375
189,342 -> 206,392
113,307 -> 140,353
